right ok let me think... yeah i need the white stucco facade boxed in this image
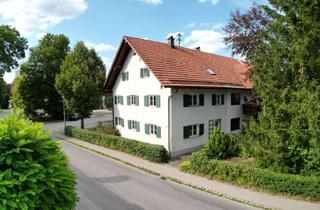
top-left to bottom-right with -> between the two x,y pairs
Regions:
112,49 -> 251,157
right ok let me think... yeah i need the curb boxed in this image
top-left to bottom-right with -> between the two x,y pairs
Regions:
58,134 -> 277,210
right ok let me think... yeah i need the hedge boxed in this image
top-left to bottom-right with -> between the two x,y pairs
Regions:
181,149 -> 320,200
65,126 -> 168,163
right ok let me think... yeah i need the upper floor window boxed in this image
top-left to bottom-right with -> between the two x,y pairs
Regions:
122,72 -> 129,81
231,93 -> 241,105
140,67 -> 150,78
230,118 -> 240,131
144,95 -> 160,108
128,120 -> 140,132
145,123 -> 161,138
183,124 -> 204,139
115,117 -> 124,127
114,95 -> 123,105
127,95 -> 139,106
212,94 -> 224,105
183,94 -> 204,107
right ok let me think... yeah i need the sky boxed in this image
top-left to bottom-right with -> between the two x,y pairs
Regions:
0,0 -> 268,84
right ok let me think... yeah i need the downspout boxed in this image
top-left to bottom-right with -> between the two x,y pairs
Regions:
168,88 -> 179,158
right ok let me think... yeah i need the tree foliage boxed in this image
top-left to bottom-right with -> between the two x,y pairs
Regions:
17,34 -> 70,119
0,112 -> 78,209
0,78 -> 10,109
55,42 -> 106,129
243,0 -> 320,176
0,25 -> 28,76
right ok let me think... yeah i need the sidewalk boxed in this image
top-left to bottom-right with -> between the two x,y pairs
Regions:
60,135 -> 320,210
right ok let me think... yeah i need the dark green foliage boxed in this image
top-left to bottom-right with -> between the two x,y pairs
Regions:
206,128 -> 240,159
56,42 -> 106,129
181,149 -> 320,200
15,34 -> 70,119
0,25 -> 28,76
0,113 -> 78,209
65,126 -> 168,163
239,1 -> 320,176
95,122 -> 120,136
0,79 -> 10,109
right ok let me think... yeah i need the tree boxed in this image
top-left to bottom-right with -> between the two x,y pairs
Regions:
223,3 -> 271,62
243,0 -> 320,175
0,112 -> 78,209
55,42 -> 106,129
0,78 -> 10,109
0,25 -> 28,76
18,34 -> 70,119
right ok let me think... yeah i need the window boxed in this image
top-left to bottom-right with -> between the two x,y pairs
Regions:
121,72 -> 129,81
208,119 -> 221,136
115,117 -> 124,127
144,95 -> 160,107
230,118 -> 240,131
212,94 -> 224,105
183,94 -> 204,107
127,95 -> 139,106
128,120 -> 140,132
114,95 -> 123,105
145,124 -> 161,138
140,67 -> 150,78
183,124 -> 204,139
231,93 -> 241,105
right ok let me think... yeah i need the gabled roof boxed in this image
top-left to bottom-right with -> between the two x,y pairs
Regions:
104,36 -> 253,91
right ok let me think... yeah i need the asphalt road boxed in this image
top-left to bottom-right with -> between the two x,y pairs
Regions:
1,110 -> 258,210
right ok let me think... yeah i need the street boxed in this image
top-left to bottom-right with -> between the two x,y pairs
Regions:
1,110 -> 258,210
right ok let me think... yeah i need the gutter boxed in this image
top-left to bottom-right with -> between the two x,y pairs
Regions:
168,88 -> 179,157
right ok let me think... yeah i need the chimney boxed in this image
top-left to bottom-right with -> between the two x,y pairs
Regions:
195,46 -> 201,51
167,36 -> 175,48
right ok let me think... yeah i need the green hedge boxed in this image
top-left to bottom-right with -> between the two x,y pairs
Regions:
181,149 -> 320,200
65,126 -> 168,163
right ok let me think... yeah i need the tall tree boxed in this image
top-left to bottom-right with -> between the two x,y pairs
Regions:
18,34 -> 70,119
243,0 -> 320,175
55,42 -> 106,129
0,78 -> 10,109
223,3 -> 271,62
0,25 -> 28,76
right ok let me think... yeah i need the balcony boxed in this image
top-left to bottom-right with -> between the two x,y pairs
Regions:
242,99 -> 260,116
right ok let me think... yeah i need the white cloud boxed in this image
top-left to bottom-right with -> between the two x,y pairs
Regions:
84,41 -> 117,53
35,32 -> 46,40
0,0 -> 88,36
198,0 -> 219,5
138,0 -> 163,5
184,29 -> 225,53
101,56 -> 112,69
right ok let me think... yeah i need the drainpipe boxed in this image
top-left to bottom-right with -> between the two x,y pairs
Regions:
168,88 -> 179,157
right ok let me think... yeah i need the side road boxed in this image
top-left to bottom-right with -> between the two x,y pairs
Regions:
60,135 -> 320,210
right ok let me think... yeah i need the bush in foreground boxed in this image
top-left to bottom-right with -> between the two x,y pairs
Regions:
0,113 -> 78,209
181,149 -> 320,200
65,126 -> 168,163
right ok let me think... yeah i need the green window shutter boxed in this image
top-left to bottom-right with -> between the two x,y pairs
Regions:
221,94 -> 224,105
212,94 -> 216,105
147,69 -> 150,77
199,94 -> 204,106
121,73 -> 124,81
121,118 -> 124,127
140,68 -> 143,78
199,124 -> 204,135
144,96 -> 149,106
136,121 -> 140,132
156,126 -> 161,138
127,96 -> 130,105
183,126 -> 190,139
126,72 -> 129,80
156,95 -> 161,108
145,124 -> 149,134
120,96 -> 124,105
114,96 -> 117,105
183,94 -> 190,107
128,120 -> 132,129
135,95 -> 139,106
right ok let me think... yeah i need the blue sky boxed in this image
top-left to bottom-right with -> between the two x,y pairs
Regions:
0,0 -> 268,83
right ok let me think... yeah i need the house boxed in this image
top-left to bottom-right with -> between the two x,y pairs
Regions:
103,36 -> 253,157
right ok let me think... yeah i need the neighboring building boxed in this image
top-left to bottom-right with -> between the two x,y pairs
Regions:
104,36 -> 253,157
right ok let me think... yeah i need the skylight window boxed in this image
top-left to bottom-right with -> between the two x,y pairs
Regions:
207,68 -> 216,75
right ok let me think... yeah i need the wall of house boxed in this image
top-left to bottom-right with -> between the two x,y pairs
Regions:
170,88 -> 251,157
113,49 -> 171,150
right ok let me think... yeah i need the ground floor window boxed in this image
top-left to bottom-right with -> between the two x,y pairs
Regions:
208,119 -> 222,136
230,118 -> 240,131
183,124 -> 204,139
128,120 -> 140,132
115,117 -> 124,127
145,123 -> 161,138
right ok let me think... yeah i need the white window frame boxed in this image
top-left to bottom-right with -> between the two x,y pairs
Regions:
190,124 -> 198,137
141,67 -> 150,78
149,95 -> 156,107
115,96 -> 122,105
131,121 -> 137,130
214,119 -> 222,129
190,95 -> 198,106
149,124 -> 157,136
129,95 -> 136,105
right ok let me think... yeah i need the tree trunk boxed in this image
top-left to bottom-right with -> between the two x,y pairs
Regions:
80,117 -> 84,129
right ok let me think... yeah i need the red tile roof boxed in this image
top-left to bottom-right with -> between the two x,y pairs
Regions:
104,36 -> 253,90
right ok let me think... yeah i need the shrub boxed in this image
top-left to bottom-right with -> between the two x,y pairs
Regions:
181,148 -> 320,200
96,122 -> 120,136
0,113 -> 78,209
206,128 -> 240,159
65,126 -> 168,163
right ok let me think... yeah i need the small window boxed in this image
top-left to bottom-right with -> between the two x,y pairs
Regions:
149,95 -> 156,106
183,124 -> 204,139
127,95 -> 139,106
140,67 -> 150,78
145,124 -> 161,138
230,118 -> 240,131
231,93 -> 241,105
115,117 -> 124,127
122,72 -> 129,81
128,120 -> 140,132
183,94 -> 204,107
212,94 -> 224,105
144,95 -> 160,107
114,96 -> 123,105
208,119 -> 222,136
